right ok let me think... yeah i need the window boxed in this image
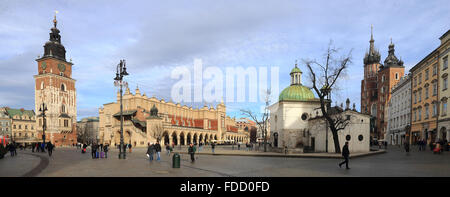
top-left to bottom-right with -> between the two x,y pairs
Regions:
414,92 -> 417,104
425,69 -> 429,80
13,125 -> 16,129
444,78 -> 448,90
442,101 -> 448,116
425,105 -> 429,119
418,108 -> 422,120
395,73 -> 399,80
19,125 -> 21,129
40,82 -> 44,90
444,56 -> 448,70
418,90 -> 422,102
419,74 -> 422,84
433,83 -> 438,95
433,103 -> 438,117
61,83 -> 66,91
433,64 -> 438,76
425,87 -> 429,99
61,105 -> 66,113
64,120 -> 69,127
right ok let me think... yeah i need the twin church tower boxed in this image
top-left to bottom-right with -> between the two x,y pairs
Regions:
360,26 -> 405,140
34,15 -> 77,146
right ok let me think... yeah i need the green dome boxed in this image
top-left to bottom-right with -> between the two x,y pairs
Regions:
290,66 -> 302,74
279,84 -> 315,102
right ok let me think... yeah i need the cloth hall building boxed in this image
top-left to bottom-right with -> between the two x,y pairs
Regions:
98,87 -> 249,147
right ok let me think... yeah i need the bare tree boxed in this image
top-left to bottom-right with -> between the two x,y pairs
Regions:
303,41 -> 352,153
241,89 -> 271,152
151,124 -> 164,143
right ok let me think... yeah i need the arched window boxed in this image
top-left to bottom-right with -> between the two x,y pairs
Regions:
40,81 -> 45,90
61,83 -> 66,91
61,105 -> 66,113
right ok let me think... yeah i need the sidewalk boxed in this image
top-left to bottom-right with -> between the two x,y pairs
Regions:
172,149 -> 386,159
0,150 -> 43,177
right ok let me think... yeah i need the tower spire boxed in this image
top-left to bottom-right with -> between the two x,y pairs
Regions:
53,10 -> 58,28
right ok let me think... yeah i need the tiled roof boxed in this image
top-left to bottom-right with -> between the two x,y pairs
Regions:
6,108 -> 35,119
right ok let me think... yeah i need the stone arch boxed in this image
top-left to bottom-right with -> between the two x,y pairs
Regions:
199,133 -> 203,144
180,132 -> 185,145
193,133 -> 198,144
187,132 -> 192,145
163,131 -> 170,145
214,134 -> 218,140
124,131 -> 131,144
171,132 -> 178,145
440,127 -> 447,140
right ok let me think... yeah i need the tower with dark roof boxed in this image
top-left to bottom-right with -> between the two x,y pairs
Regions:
34,13 -> 77,146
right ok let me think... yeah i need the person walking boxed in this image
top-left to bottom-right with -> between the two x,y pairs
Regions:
188,143 -> 196,162
8,143 -> 15,157
31,142 -> 35,152
211,142 -> 216,154
146,143 -> 155,162
91,143 -> 98,159
404,141 -> 410,155
36,143 -> 40,153
128,143 -> 132,153
155,141 -> 162,161
166,143 -> 171,156
103,144 -> 109,158
339,142 -> 350,169
47,142 -> 54,157
41,142 -> 45,153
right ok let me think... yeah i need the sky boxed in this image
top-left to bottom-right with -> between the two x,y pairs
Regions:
0,0 -> 449,120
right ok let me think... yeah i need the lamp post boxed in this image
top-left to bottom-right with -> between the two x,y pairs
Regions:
114,59 -> 129,159
39,103 -> 48,147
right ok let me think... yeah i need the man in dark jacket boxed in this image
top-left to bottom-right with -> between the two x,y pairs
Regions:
339,142 -> 350,169
188,143 -> 195,162
104,144 -> 109,158
154,142 -> 162,161
47,142 -> 54,157
146,143 -> 155,162
91,143 -> 98,159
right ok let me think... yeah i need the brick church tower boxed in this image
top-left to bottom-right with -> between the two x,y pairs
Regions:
361,26 -> 382,139
34,15 -> 77,146
376,39 -> 405,140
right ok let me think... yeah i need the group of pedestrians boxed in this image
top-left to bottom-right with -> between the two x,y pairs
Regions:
90,143 -> 109,159
31,142 -> 54,157
146,141 -> 162,162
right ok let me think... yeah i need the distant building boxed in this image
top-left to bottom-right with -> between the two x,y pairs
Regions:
360,26 -> 405,141
0,107 -> 12,138
98,87 -> 249,147
76,117 -> 99,144
270,62 -> 370,153
5,107 -> 38,145
34,15 -> 77,146
436,29 -> 450,142
387,74 -> 411,145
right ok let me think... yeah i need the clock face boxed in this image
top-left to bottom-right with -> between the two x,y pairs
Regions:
58,63 -> 66,72
41,62 -> 47,70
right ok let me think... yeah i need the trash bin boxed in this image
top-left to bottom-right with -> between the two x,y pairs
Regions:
172,153 -> 180,168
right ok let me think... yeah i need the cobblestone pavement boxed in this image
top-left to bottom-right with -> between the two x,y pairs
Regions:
1,145 -> 449,177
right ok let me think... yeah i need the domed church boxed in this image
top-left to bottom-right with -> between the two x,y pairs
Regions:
269,63 -> 370,153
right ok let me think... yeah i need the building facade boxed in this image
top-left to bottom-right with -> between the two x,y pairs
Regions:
34,16 -> 77,146
98,87 -> 249,147
360,26 -> 405,140
0,108 -> 12,139
387,74 -> 411,145
437,30 -> 450,142
76,117 -> 99,144
5,108 -> 38,145
377,41 -> 405,140
410,47 -> 440,145
270,63 -> 370,153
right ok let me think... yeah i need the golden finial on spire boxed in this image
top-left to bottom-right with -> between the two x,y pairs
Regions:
53,10 -> 59,28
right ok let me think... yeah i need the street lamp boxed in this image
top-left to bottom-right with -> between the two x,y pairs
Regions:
114,59 -> 129,159
39,103 -> 48,148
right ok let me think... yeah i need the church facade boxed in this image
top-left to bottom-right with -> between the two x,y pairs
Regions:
270,63 -> 370,153
98,87 -> 249,147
